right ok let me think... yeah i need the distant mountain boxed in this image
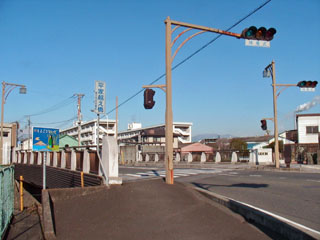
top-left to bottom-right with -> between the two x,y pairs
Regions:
192,133 -> 234,142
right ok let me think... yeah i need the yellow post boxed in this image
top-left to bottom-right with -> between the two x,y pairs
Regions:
19,175 -> 24,211
81,171 -> 84,188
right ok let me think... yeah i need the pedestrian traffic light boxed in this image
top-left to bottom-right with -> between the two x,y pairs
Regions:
144,88 -> 155,109
297,81 -> 318,92
241,26 -> 276,41
261,120 -> 267,131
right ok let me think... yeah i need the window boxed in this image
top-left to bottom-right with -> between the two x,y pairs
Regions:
306,126 -> 318,134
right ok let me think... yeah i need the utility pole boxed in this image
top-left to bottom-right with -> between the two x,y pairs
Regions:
74,94 -> 84,146
27,116 -> 31,150
116,96 -> 118,139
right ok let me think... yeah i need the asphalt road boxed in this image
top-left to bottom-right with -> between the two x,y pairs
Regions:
120,166 -> 320,232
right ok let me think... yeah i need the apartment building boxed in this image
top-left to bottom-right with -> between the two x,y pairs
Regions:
118,122 -> 192,148
60,118 -> 116,146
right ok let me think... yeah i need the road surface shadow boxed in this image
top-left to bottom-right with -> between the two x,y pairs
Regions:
192,182 -> 269,190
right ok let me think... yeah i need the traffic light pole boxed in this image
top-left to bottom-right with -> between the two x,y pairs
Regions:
271,61 -> 280,169
144,17 -> 243,184
265,61 -> 297,169
164,17 -> 241,184
165,17 -> 174,184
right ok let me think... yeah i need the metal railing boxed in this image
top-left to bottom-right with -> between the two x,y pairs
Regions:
0,165 -> 14,238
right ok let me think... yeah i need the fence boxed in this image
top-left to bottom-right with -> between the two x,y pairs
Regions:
0,165 -> 14,238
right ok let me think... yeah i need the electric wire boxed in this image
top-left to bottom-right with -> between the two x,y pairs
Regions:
27,95 -> 77,117
31,116 -> 78,125
104,0 -> 272,117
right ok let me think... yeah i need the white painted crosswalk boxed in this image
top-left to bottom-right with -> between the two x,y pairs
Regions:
121,168 -> 227,180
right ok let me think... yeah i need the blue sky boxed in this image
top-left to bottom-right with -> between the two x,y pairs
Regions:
0,0 -> 319,137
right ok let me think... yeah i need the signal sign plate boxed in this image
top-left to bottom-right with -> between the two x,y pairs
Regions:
245,39 -> 270,48
300,88 -> 315,92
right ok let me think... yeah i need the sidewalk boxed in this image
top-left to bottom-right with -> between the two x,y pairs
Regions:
48,179 -> 272,240
5,181 -> 43,240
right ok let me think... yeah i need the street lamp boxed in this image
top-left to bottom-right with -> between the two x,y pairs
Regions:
0,81 -> 27,165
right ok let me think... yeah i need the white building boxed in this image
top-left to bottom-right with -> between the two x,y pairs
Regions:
118,122 -> 192,148
60,118 -> 116,146
296,113 -> 320,144
1,122 -> 18,164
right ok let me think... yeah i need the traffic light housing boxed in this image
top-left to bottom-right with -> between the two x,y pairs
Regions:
241,26 -> 276,41
297,81 -> 318,88
261,120 -> 267,131
144,88 -> 155,109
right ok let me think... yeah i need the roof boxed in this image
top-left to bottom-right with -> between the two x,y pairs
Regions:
179,142 -> 213,153
59,135 -> 80,147
119,122 -> 192,134
296,113 -> 320,118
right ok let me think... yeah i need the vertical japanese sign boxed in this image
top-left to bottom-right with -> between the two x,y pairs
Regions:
94,80 -> 106,114
32,127 -> 59,151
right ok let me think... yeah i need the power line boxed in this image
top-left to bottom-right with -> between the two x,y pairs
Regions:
104,0 -> 272,116
31,116 -> 78,125
27,95 -> 77,117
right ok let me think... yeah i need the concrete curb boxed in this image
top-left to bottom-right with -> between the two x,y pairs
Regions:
42,190 -> 55,240
194,187 -> 320,240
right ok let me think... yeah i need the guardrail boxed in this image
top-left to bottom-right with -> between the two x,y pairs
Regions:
0,165 -> 14,238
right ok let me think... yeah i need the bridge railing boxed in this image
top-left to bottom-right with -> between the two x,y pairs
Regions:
12,148 -> 101,175
12,136 -> 122,186
0,165 -> 14,238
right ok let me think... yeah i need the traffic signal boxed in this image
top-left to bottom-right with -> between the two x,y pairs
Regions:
297,81 -> 318,92
261,120 -> 267,131
297,81 -> 318,88
241,26 -> 276,41
143,88 -> 155,109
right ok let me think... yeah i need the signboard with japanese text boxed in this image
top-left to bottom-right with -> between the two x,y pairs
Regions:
245,39 -> 270,48
94,80 -> 106,114
32,127 -> 60,151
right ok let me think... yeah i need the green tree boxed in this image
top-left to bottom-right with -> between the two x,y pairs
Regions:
230,139 -> 247,151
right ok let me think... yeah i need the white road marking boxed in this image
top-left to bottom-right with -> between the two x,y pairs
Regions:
218,174 -> 237,176
307,179 -> 320,183
125,174 -> 149,177
123,168 -> 229,179
195,188 -> 320,237
233,198 -> 320,236
249,175 -> 262,177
